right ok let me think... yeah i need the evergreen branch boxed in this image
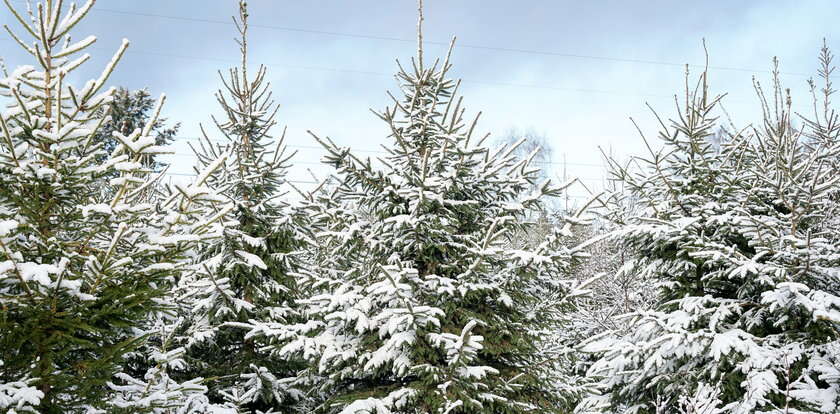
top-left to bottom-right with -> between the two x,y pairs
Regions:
0,237 -> 36,300
3,24 -> 37,56
2,0 -> 38,38
629,116 -> 689,216
52,0 -> 95,41
82,38 -> 129,102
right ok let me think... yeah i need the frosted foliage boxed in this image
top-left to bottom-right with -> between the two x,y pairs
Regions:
0,378 -> 42,413
264,36 -> 589,413
0,0 -> 227,410
169,1 -> 308,410
677,383 -> 724,414
581,51 -> 840,413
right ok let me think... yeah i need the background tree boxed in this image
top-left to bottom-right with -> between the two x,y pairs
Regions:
496,127 -> 555,183
94,87 -> 180,173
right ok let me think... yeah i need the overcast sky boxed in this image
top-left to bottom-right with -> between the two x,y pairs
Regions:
2,0 -> 837,203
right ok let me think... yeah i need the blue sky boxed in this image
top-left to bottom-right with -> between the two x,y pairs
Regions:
2,0 -> 837,203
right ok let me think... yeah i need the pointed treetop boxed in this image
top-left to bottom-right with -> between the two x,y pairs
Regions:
236,0 -> 249,76
417,0 -> 423,71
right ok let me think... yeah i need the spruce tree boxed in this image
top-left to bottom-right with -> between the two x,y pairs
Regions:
581,48 -> 840,413
271,4 -> 588,412
175,1 -> 308,411
0,0 -> 226,411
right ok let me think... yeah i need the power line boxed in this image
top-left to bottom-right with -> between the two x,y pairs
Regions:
162,154 -> 607,182
57,2 -> 814,78
168,136 -> 608,167
1,2 -> 770,102
120,48 -> 682,99
166,151 -> 607,170
171,136 -> 387,154
0,37 -> 681,100
158,170 -> 316,184
3,0 -> 813,81
158,171 -> 596,199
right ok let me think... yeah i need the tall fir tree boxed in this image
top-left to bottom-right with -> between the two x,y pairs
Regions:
266,3 -> 589,412
174,1 -> 308,411
580,47 -> 840,413
0,0 -> 227,411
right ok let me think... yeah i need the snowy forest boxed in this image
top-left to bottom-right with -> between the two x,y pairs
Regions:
1,0 -> 839,413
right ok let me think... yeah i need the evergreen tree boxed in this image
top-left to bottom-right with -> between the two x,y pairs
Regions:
581,48 -> 840,413
0,1 -> 226,411
270,4 -> 589,412
175,1 -> 308,411
94,87 -> 180,174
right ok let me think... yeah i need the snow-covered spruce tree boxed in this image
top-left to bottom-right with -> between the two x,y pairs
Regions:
268,6 -> 589,413
174,1 -> 308,411
580,49 -> 840,413
106,153 -> 236,414
0,0 -> 227,412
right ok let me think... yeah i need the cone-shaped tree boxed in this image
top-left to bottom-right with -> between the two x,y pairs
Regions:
175,1 -> 308,411
581,47 -> 840,413
273,4 -> 588,412
0,0 -> 226,411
